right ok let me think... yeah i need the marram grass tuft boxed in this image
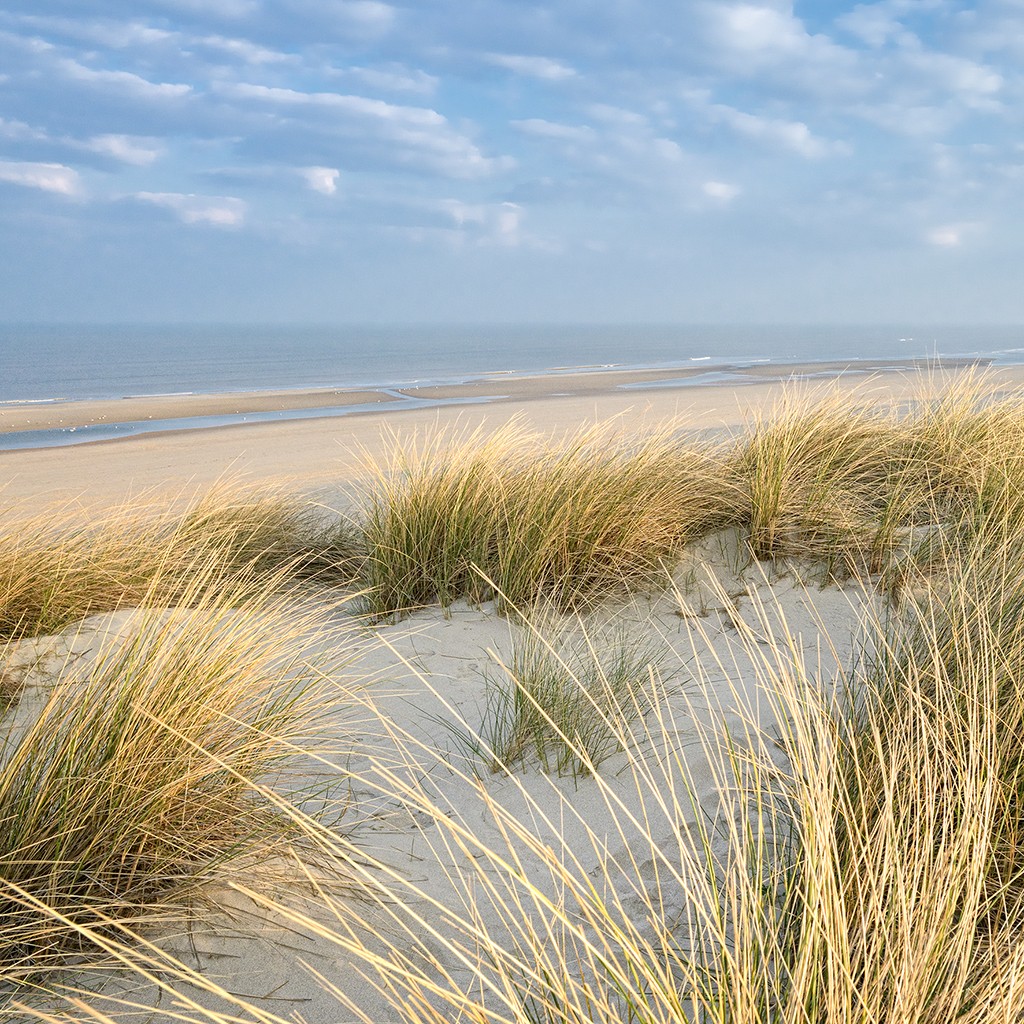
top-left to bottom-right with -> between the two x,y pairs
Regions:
0,556 -> 343,992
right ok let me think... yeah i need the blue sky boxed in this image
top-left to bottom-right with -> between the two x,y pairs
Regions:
0,0 -> 1022,324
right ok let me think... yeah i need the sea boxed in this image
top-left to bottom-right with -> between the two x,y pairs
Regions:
2,323 -> 1023,449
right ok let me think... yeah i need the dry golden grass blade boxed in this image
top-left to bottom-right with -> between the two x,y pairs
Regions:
0,552 -> 351,995
0,478 -> 360,642
358,416 -> 740,615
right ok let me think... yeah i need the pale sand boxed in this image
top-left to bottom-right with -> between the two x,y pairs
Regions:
5,535 -> 869,1023
3,361 -> 1019,510
1,362 -> 1018,1022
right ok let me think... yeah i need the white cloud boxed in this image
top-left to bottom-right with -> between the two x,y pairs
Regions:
703,180 -> 741,202
224,82 -> 440,123
926,222 -> 982,248
901,50 -> 1002,104
484,53 -> 576,81
0,28 -> 56,55
698,2 -> 862,95
512,105 -> 691,201
852,101 -> 955,138
0,117 -> 48,142
441,199 -> 524,246
199,35 -> 294,65
513,119 -> 597,144
846,48 -> 1002,138
588,104 -> 649,128
707,103 -> 846,158
276,0 -> 396,35
135,191 -> 246,226
721,3 -> 809,54
337,0 -> 396,30
300,165 -> 340,194
926,225 -> 961,247
836,3 -> 908,47
8,16 -> 176,49
86,134 -> 163,166
0,160 -> 80,195
154,0 -> 258,17
343,65 -> 438,96
957,5 -> 1024,60
220,82 -> 512,178
12,15 -> 293,69
58,59 -> 191,100
0,118 -> 164,167
100,22 -> 177,47
709,2 -> 850,66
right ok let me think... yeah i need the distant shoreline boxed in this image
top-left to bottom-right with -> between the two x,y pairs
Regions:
0,356 -> 983,452
3,359 -> 1023,512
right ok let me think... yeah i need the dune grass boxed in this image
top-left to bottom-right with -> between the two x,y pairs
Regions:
0,480 -> 359,642
234,549 -> 1024,1024
460,610 -> 667,777
736,384 -> 906,564
0,556 -> 340,996
9,370 -> 1024,1021
354,374 -> 1024,618
734,372 -> 1024,583
358,418 -> 741,616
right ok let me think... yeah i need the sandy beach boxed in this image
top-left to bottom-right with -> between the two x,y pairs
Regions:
4,360 -> 1024,1023
0,359 -> 950,438
5,557 -> 869,1023
8,0 -> 1024,1014
1,359 -> 1013,510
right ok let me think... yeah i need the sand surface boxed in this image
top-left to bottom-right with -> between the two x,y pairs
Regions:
0,359 -> 940,436
3,533 -> 871,1024
3,361 -> 1019,511
0,388 -> 402,434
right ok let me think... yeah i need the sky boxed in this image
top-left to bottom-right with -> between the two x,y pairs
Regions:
0,0 -> 1022,324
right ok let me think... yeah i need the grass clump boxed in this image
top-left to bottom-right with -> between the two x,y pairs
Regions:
733,373 -> 1024,581
356,375 -> 1024,618
471,611 -> 667,777
0,481 -> 360,642
360,419 -> 739,616
903,369 -> 1024,510
734,384 -> 913,569
0,558 -> 336,993
869,503 -> 1024,927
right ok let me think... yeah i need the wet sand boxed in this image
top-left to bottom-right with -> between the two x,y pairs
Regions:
0,358 -> 966,435
1,360 -> 1018,511
0,387 -> 401,434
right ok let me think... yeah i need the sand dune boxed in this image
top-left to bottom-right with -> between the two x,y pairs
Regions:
4,362 -> 1022,1022
5,531 -> 870,1023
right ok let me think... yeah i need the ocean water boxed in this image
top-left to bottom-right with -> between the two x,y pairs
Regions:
4,323 -> 1024,404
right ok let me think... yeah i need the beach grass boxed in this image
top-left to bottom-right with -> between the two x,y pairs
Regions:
8,371 -> 1024,1020
354,374 -> 1024,617
736,383 -> 905,564
0,555 -> 340,995
358,418 -> 740,615
0,480 -> 359,642
461,608 -> 667,777
238,549 -> 1024,1024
